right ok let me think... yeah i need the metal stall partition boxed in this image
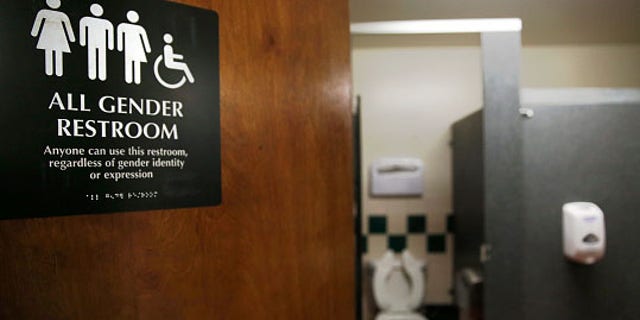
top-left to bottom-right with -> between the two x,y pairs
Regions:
517,88 -> 640,320
456,24 -> 640,320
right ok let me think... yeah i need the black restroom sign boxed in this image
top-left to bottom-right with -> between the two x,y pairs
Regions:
0,1 -> 221,219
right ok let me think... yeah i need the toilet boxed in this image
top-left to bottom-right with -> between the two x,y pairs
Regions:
372,250 -> 428,320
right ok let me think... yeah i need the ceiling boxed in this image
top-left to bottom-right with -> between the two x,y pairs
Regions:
350,0 -> 640,45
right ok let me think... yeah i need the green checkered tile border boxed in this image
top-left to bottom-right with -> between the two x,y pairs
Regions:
361,213 -> 454,254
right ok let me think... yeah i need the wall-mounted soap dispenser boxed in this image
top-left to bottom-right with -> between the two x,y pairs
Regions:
562,202 -> 606,265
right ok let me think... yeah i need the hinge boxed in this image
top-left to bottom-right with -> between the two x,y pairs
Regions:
480,243 -> 492,263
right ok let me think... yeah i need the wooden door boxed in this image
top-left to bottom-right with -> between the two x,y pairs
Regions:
0,0 -> 355,319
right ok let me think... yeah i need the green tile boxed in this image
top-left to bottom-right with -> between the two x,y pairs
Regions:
360,235 -> 368,254
388,235 -> 407,253
447,214 -> 455,233
368,215 -> 387,234
407,215 -> 426,233
428,234 -> 447,253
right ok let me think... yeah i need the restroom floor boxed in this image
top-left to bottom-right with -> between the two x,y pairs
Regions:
423,305 -> 459,320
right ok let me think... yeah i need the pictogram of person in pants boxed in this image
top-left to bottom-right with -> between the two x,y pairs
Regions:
79,3 -> 114,81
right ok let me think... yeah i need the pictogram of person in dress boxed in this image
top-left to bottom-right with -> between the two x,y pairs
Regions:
31,0 -> 76,77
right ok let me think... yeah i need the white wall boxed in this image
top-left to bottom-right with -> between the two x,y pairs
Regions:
354,43 -> 640,311
522,45 -> 640,87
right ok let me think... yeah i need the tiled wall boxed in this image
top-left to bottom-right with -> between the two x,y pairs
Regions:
363,213 -> 452,256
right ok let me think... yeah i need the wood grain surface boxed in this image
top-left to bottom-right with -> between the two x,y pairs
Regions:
0,0 -> 355,318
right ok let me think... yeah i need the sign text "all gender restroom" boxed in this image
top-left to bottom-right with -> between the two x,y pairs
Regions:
0,0 -> 221,219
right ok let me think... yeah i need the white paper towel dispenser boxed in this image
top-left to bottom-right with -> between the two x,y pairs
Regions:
562,202 -> 606,265
370,158 -> 424,196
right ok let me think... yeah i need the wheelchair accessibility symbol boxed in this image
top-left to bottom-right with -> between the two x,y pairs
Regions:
153,33 -> 195,89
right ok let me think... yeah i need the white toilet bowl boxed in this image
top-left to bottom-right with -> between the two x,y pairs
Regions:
372,250 -> 428,320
